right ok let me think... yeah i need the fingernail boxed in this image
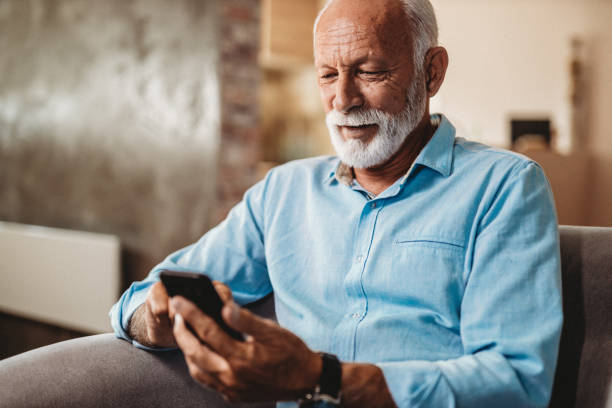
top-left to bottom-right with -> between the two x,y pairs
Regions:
171,297 -> 180,308
223,302 -> 238,324
230,302 -> 240,323
174,313 -> 183,327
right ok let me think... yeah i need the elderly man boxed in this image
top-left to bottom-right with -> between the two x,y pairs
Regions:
110,0 -> 562,407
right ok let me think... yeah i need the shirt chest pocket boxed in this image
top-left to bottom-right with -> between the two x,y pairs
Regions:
388,238 -> 465,314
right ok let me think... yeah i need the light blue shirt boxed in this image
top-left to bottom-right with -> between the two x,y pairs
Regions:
110,114 -> 562,408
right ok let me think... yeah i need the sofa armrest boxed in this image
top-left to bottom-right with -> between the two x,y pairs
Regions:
0,333 -> 273,407
0,293 -> 277,408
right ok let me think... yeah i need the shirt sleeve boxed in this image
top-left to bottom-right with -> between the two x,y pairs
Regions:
376,162 -> 563,408
109,174 -> 273,349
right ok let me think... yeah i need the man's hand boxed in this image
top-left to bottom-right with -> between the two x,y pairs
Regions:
170,291 -> 322,403
128,280 -> 233,348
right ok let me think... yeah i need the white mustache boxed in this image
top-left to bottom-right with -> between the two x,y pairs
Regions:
326,109 -> 389,127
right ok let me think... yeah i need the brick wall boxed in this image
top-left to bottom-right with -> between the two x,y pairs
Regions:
216,0 -> 263,223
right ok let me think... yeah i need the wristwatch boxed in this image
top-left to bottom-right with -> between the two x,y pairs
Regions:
298,353 -> 342,407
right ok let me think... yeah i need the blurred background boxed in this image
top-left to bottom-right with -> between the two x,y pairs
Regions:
1,0 -> 610,358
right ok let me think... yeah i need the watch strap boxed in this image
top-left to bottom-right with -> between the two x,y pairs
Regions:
318,352 -> 342,399
299,353 -> 342,407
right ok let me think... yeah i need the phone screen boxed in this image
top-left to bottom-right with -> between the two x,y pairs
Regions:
159,270 -> 244,341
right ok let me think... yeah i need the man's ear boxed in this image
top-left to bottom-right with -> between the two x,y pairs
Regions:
424,46 -> 449,97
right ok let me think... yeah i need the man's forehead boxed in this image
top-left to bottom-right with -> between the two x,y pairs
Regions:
316,18 -> 378,50
317,0 -> 408,30
315,0 -> 412,57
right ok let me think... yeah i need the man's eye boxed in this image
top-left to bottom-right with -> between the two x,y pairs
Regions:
320,73 -> 337,80
359,70 -> 386,77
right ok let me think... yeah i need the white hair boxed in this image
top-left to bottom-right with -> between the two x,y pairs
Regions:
314,0 -> 438,66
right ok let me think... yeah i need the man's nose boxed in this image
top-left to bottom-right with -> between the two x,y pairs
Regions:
333,75 -> 363,113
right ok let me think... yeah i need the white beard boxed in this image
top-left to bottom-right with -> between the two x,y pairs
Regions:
325,74 -> 427,169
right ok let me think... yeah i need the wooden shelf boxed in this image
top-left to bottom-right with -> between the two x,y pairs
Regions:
260,0 -> 327,68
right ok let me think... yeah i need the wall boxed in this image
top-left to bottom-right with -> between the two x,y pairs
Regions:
430,0 -> 612,156
216,0 -> 263,222
0,0 -> 243,285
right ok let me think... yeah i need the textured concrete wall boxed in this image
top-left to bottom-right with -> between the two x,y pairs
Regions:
0,0 -> 224,284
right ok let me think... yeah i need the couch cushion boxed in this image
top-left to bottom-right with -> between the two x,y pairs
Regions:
550,226 -> 612,408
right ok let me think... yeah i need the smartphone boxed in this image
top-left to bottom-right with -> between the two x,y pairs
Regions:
159,270 -> 244,341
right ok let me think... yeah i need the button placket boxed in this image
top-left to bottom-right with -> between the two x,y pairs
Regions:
334,198 -> 384,360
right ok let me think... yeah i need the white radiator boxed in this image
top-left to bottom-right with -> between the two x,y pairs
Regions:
0,222 -> 120,333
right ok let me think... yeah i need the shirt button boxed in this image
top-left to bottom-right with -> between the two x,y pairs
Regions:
355,255 -> 364,263
371,202 -> 377,209
351,313 -> 361,320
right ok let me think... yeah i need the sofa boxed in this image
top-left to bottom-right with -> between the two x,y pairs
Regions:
1,226 -> 610,407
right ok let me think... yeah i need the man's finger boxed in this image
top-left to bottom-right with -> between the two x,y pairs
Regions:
148,281 -> 170,318
173,313 -> 231,373
175,315 -> 229,393
213,281 -> 233,303
222,302 -> 277,338
185,360 -> 225,393
172,297 -> 243,358
143,284 -> 174,344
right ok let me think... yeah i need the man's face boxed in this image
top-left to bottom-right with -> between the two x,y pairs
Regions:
315,0 -> 428,168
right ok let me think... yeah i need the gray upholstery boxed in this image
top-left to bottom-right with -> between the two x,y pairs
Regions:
0,333 -> 273,408
1,226 -> 610,407
550,226 -> 612,408
0,296 -> 276,408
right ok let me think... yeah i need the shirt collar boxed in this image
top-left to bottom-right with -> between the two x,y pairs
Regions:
324,114 -> 456,186
412,113 -> 455,178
